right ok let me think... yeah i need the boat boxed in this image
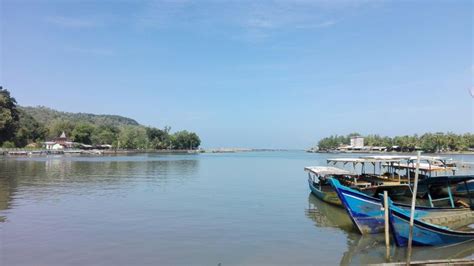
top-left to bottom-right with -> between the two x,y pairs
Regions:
387,197 -> 474,246
329,178 -> 474,234
389,155 -> 457,179
454,179 -> 474,197
305,193 -> 474,263
416,175 -> 474,207
327,155 -> 457,186
326,156 -> 412,187
305,166 -> 356,207
306,157 -> 416,204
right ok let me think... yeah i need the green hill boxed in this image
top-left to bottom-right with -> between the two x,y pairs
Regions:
1,88 -> 200,149
20,106 -> 139,127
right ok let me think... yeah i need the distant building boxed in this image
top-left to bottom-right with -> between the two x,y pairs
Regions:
350,136 -> 364,148
44,131 -> 74,150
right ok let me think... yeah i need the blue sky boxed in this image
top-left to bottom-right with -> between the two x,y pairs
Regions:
1,0 -> 473,148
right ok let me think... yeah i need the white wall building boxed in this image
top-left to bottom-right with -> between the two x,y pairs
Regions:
350,136 -> 364,148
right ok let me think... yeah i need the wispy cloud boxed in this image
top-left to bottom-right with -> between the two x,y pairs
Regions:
246,18 -> 275,29
295,19 -> 338,29
65,47 -> 114,56
45,16 -> 100,28
134,0 -> 376,42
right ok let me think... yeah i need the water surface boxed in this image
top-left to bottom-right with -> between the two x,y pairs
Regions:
0,152 -> 473,265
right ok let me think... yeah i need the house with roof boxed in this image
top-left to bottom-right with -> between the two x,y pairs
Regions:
44,131 -> 75,150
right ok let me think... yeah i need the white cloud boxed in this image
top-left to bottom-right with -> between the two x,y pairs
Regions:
295,19 -> 337,29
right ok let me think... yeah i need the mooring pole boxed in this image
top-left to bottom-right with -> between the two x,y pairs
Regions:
384,190 -> 390,260
406,151 -> 421,266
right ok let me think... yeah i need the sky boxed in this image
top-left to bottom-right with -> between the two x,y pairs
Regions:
1,0 -> 473,149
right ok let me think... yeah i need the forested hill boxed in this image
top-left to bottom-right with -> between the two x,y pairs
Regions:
20,106 -> 139,127
0,87 -> 201,149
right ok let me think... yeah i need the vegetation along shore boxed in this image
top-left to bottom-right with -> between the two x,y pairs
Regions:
314,133 -> 474,153
0,87 -> 201,151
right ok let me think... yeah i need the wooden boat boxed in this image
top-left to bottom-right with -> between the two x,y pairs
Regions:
455,179 -> 474,197
416,175 -> 474,207
326,157 -> 412,186
305,156 -> 431,208
305,156 -> 417,208
327,155 -> 457,186
305,166 -> 355,207
329,178 -> 473,234
387,197 -> 474,246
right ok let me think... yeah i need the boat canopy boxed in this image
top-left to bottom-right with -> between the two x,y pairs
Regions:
327,155 -> 455,172
390,162 -> 454,172
304,166 -> 356,176
327,157 -> 404,165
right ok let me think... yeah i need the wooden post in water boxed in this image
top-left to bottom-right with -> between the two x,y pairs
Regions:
406,151 -> 421,266
384,190 -> 390,260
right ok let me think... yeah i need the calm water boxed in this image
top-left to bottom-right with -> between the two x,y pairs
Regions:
0,151 -> 473,265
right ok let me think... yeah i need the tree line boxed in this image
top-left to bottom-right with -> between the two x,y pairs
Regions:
317,132 -> 474,153
0,87 -> 201,150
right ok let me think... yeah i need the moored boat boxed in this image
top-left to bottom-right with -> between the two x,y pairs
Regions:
305,156 -> 416,208
387,197 -> 474,246
305,166 -> 355,207
455,179 -> 474,197
329,178 -> 473,234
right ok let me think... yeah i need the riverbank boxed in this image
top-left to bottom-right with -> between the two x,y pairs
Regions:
0,149 -> 202,156
0,148 -> 291,157
309,150 -> 474,155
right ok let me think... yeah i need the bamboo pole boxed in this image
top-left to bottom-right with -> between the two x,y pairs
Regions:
406,151 -> 421,266
384,190 -> 390,260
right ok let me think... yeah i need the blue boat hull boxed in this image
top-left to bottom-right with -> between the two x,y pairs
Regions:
389,202 -> 474,246
329,179 -> 463,234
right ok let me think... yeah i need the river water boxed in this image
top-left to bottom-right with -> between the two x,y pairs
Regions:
0,151 -> 473,265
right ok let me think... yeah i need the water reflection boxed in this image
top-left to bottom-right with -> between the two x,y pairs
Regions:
305,193 -> 474,265
0,176 -> 13,222
305,193 -> 354,232
0,155 -> 200,223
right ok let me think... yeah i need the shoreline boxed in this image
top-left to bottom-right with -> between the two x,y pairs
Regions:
308,150 -> 474,155
0,149 -> 201,156
2,148 -> 474,158
0,148 -> 292,157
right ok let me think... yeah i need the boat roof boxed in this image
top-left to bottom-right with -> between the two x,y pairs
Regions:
304,166 -> 356,176
327,157 -> 404,164
327,155 -> 452,165
391,162 -> 455,172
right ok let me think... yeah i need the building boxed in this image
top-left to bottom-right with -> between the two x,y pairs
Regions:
44,131 -> 74,150
350,136 -> 364,148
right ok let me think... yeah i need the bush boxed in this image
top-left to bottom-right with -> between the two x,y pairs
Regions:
2,141 -> 16,148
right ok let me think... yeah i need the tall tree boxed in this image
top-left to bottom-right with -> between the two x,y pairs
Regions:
14,109 -> 48,147
71,123 -> 96,144
0,87 -> 20,145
